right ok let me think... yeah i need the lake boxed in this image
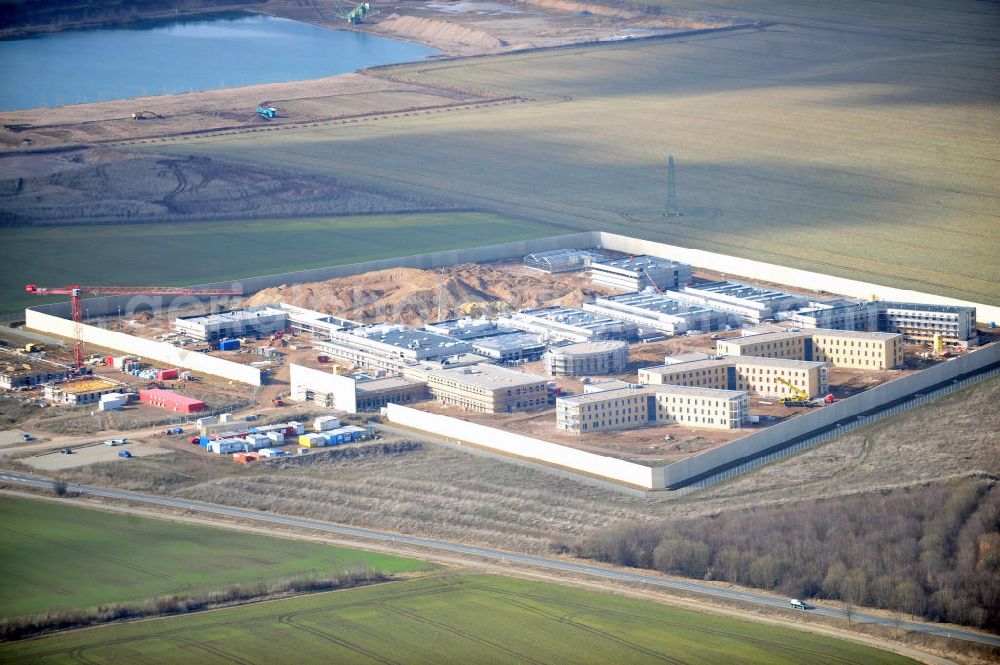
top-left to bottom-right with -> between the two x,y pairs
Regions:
0,13 -> 437,111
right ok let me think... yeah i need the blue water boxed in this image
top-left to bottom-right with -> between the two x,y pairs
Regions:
0,13 -> 437,111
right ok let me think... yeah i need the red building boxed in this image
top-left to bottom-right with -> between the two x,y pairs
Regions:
138,389 -> 206,413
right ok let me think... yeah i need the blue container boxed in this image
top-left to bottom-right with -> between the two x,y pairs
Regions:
219,339 -> 240,351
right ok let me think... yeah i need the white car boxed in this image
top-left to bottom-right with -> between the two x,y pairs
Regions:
790,599 -> 811,610
104,438 -> 128,446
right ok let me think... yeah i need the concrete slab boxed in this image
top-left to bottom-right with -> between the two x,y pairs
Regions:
23,441 -> 173,470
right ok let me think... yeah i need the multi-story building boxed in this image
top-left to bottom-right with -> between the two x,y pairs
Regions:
716,328 -> 904,370
582,291 -> 736,336
317,325 -> 473,372
354,376 -> 428,412
787,300 -> 977,346
639,355 -> 828,399
418,363 -> 548,413
470,333 -> 548,364
498,307 -> 637,343
589,256 -> 692,292
422,318 -> 515,340
556,384 -> 748,433
665,281 -> 809,324
43,377 -> 122,405
0,352 -> 69,390
543,341 -> 629,377
173,306 -> 289,342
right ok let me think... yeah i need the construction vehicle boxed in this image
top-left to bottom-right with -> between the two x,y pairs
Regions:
25,284 -> 242,369
776,376 -> 815,407
22,343 -> 43,353
257,103 -> 277,119
131,110 -> 162,120
336,1 -> 376,24
823,393 -> 835,405
272,395 -> 285,407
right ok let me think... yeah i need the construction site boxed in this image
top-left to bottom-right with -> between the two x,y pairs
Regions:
5,232 -> 996,490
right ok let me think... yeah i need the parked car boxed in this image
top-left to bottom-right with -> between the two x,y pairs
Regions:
118,450 -> 132,459
790,599 -> 812,610
104,438 -> 128,446
59,448 -> 72,455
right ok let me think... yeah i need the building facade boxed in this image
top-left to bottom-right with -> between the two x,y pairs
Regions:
665,281 -> 809,324
589,256 -> 692,292
556,384 -> 748,433
715,328 -> 904,370
787,300 -> 977,346
419,363 -> 548,413
543,341 -> 629,376
582,291 -> 736,336
639,355 -> 828,399
498,307 -> 637,343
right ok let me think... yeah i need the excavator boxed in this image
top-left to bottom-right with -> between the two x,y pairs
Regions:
776,376 -> 835,407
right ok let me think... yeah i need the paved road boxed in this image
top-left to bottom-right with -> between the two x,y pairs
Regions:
2,470 -> 997,648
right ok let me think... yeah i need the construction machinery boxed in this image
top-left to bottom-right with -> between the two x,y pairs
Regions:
25,284 -> 242,369
776,376 -> 814,407
257,103 -> 277,119
332,1 -> 376,24
22,343 -> 43,353
131,110 -> 162,120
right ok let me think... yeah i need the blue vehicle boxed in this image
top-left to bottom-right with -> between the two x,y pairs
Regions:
118,450 -> 132,459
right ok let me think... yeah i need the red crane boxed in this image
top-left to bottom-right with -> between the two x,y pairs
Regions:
25,284 -> 243,369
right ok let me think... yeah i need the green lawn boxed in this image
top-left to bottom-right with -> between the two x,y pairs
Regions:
161,7 -> 1000,305
0,212 -> 556,314
0,574 -> 920,665
0,496 -> 431,617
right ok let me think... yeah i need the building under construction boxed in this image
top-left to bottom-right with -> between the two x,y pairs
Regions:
0,351 -> 69,390
589,255 -> 692,292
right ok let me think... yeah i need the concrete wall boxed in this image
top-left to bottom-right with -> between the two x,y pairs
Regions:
289,364 -> 357,413
596,233 -> 1000,324
660,342 -> 1000,487
24,309 -> 263,386
385,404 -> 658,489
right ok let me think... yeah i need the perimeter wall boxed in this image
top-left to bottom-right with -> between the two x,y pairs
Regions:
384,403 -> 658,489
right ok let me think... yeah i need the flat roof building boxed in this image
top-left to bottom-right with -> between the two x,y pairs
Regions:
543,341 -> 629,377
639,355 -> 829,399
589,255 -> 692,292
0,352 -> 69,390
319,324 -> 473,372
471,332 -> 547,364
556,384 -> 748,433
417,363 -> 548,413
524,248 -> 604,274
716,328 -> 904,370
498,307 -> 637,343
423,318 -> 514,340
583,291 -> 736,336
786,300 -> 977,346
43,377 -> 121,405
173,306 -> 289,342
289,363 -> 426,413
665,281 -> 809,324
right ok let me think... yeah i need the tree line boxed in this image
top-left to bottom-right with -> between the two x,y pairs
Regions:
574,479 -> 999,631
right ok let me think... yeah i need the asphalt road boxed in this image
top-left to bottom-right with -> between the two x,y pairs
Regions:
2,470 -> 997,648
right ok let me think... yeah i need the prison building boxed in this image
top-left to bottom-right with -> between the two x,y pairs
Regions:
639,355 -> 828,399
556,384 -> 748,434
582,291 -> 736,336
787,300 -> 978,346
543,341 -> 629,377
498,307 -> 637,343
278,303 -> 360,339
524,248 -> 604,274
582,378 -> 637,394
423,318 -> 515,341
589,255 -> 692,292
716,328 -> 904,370
43,377 -> 121,405
470,333 -> 547,364
354,376 -> 428,412
173,306 -> 289,342
0,353 -> 69,390
664,281 -> 809,324
417,363 -> 548,413
318,325 -> 473,372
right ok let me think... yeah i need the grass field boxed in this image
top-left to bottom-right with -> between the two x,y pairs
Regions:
161,1 -> 1000,305
0,574 -> 919,665
0,212 -> 554,314
0,496 -> 430,617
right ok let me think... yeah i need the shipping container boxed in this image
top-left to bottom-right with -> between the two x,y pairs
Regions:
313,416 -> 341,432
157,368 -> 179,380
219,339 -> 241,351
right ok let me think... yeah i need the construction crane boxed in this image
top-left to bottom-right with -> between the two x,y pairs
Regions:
775,376 -> 813,407
25,284 -> 242,369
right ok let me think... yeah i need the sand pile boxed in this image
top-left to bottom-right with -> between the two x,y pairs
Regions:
374,14 -> 507,50
246,262 -> 612,325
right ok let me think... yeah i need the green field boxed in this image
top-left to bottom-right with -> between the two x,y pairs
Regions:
0,574 -> 919,665
0,497 -> 430,617
162,2 -> 1000,305
0,212 -> 555,314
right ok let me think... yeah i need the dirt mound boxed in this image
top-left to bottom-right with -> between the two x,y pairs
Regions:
246,262 -> 612,325
375,14 -> 507,50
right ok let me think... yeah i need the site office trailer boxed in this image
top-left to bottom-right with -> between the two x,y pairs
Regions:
138,388 -> 207,413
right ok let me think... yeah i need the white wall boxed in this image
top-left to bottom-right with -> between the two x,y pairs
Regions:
289,364 -> 357,413
385,404 -> 659,489
597,233 -> 1000,324
25,309 -> 262,386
